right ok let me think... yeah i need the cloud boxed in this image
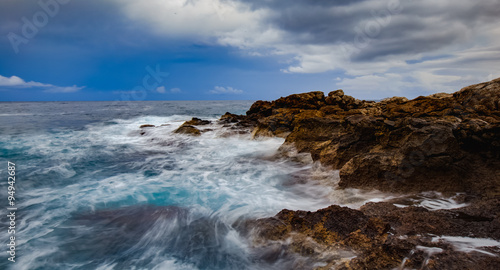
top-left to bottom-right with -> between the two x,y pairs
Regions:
156,86 -> 166,93
0,74 -> 84,93
118,0 -> 500,97
112,90 -> 143,95
43,85 -> 84,93
209,86 -> 243,94
156,86 -> 181,93
0,75 -> 52,88
116,0 -> 265,39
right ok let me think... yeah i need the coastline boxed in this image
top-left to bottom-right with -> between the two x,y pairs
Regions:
179,77 -> 500,269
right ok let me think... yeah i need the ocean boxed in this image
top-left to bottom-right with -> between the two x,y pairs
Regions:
0,100 -> 360,270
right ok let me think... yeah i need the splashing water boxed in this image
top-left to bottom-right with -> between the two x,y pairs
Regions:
0,101 -> 396,269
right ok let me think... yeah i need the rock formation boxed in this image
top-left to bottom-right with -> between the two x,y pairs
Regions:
245,77 -> 500,196
173,117 -> 212,136
224,77 -> 500,269
169,78 -> 500,269
243,197 -> 500,269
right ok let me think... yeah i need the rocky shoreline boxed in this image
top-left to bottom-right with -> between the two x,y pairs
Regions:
173,78 -> 500,269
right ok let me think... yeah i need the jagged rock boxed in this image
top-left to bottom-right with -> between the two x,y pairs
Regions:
245,199 -> 500,269
273,91 -> 325,110
183,117 -> 211,126
246,205 -> 404,269
239,77 -> 500,195
219,112 -> 256,127
380,96 -> 409,104
173,117 -> 212,136
219,112 -> 241,123
223,78 -> 500,269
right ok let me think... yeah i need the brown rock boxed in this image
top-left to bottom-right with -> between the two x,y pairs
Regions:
183,117 -> 211,126
174,125 -> 201,136
273,91 -> 326,110
139,124 -> 155,128
232,77 -> 500,269
240,77 -> 500,195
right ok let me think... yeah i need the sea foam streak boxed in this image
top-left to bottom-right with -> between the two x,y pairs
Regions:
0,116 -> 314,269
0,114 -> 400,269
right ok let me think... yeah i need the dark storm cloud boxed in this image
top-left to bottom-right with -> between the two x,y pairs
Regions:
236,0 -> 500,61
238,0 -> 369,44
1,0 -> 153,55
238,0 -> 365,9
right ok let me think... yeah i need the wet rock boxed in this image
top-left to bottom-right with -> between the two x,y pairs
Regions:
273,91 -> 325,110
246,205 -> 402,269
174,125 -> 201,136
219,112 -> 256,127
245,199 -> 500,269
139,124 -> 155,128
173,117 -> 213,136
229,78 -> 500,269
139,124 -> 156,135
240,77 -> 500,195
183,117 -> 211,126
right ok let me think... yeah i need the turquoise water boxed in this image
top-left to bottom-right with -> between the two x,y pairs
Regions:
0,101 -> 341,269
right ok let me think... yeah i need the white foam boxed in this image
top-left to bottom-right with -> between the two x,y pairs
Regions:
95,263 -> 118,270
151,260 -> 197,270
391,192 -> 468,211
1,115 -> 402,269
416,245 -> 444,256
417,192 -> 468,210
432,236 -> 500,256
0,113 -> 34,116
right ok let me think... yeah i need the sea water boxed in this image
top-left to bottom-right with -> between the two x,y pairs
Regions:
0,101 -> 348,270
2,100 -> 488,269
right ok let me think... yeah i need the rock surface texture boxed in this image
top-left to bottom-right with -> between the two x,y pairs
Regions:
247,78 -> 500,196
226,78 -> 500,269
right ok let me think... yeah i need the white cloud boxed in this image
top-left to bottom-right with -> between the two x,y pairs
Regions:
117,0 -> 266,40
0,74 -> 84,93
112,90 -> 143,95
43,85 -> 84,93
156,86 -> 181,93
0,74 -> 52,88
156,86 -> 166,93
209,86 -> 243,94
337,74 -> 414,99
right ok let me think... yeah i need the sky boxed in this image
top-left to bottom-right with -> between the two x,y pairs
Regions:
1,0 -> 499,101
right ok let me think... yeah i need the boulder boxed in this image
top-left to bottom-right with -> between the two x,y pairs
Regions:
174,125 -> 201,136
183,117 -> 211,126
